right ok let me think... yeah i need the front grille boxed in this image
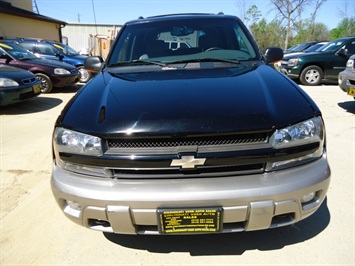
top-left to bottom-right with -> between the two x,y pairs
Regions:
22,77 -> 37,84
108,133 -> 268,149
100,132 -> 270,178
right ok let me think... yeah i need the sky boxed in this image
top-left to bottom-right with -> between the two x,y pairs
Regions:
35,0 -> 352,30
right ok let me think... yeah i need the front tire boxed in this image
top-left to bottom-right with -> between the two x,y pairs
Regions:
35,73 -> 53,93
300,65 -> 323,86
77,66 -> 92,83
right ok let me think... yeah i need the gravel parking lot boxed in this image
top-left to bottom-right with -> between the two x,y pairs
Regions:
0,83 -> 354,265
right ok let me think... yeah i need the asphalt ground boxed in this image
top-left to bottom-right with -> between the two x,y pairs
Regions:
0,82 -> 354,265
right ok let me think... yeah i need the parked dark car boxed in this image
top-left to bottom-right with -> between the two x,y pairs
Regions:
0,41 -> 80,92
0,64 -> 41,106
275,42 -> 328,70
284,41 -> 320,54
338,54 -> 355,99
51,13 -> 330,235
279,37 -> 355,85
14,38 -> 91,83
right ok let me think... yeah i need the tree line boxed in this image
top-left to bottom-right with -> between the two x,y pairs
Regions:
237,0 -> 355,52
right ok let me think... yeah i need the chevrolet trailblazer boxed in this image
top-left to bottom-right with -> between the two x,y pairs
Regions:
51,13 -> 331,235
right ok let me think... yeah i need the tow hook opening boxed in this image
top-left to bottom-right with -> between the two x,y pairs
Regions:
271,213 -> 295,227
88,219 -> 111,228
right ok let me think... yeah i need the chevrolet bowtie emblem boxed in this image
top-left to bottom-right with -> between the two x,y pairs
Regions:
170,156 -> 206,169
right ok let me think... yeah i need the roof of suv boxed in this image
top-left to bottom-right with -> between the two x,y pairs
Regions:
126,13 -> 238,24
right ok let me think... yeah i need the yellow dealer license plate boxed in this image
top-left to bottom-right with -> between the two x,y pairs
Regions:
33,84 -> 41,94
157,208 -> 222,234
348,86 -> 355,97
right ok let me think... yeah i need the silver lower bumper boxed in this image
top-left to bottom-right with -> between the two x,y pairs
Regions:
51,154 -> 330,235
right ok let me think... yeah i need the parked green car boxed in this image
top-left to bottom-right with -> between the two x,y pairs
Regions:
279,37 -> 355,85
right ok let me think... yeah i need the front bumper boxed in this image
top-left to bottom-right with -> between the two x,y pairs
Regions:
0,82 -> 41,106
51,154 -> 330,235
338,69 -> 355,93
278,65 -> 301,79
51,73 -> 80,87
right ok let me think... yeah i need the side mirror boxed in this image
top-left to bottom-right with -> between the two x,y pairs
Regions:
84,56 -> 104,73
55,53 -> 64,59
264,47 -> 283,64
0,52 -> 11,62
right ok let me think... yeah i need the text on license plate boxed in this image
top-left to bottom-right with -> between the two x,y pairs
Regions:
157,208 -> 222,234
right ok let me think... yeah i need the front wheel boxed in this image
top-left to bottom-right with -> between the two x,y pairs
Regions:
35,73 -> 53,93
300,65 -> 323,86
77,66 -> 92,83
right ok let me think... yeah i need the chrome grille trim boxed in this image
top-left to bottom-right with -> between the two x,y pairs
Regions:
112,163 -> 265,179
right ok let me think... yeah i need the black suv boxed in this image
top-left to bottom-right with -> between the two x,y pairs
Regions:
14,38 -> 91,83
51,13 -> 330,235
279,37 -> 355,85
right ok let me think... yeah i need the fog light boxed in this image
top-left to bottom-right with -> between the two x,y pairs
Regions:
64,200 -> 82,218
301,192 -> 316,203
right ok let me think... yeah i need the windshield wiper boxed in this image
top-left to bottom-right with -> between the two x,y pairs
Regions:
168,58 -> 240,65
109,60 -> 167,67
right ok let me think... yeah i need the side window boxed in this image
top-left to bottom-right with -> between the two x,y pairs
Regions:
37,43 -> 58,55
345,41 -> 355,55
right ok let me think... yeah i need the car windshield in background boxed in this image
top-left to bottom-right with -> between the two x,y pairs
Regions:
304,43 -> 326,53
52,43 -> 79,56
108,17 -> 258,66
318,40 -> 346,52
0,42 -> 38,60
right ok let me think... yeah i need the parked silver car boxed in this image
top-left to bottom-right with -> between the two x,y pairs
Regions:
338,54 -> 355,99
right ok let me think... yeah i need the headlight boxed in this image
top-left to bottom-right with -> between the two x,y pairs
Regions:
54,68 -> 71,75
53,128 -> 112,177
54,127 -> 103,156
270,117 -> 324,148
346,59 -> 354,68
288,58 -> 299,66
266,117 -> 325,171
0,78 -> 19,87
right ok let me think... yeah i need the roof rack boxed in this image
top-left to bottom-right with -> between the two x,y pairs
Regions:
140,13 -> 224,20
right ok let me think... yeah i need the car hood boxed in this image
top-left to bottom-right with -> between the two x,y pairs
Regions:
284,51 -> 331,60
283,52 -> 304,58
59,65 -> 319,137
0,64 -> 34,79
25,58 -> 76,70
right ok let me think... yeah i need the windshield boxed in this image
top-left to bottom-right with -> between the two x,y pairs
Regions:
52,42 -> 79,55
0,42 -> 38,60
304,43 -> 326,53
286,44 -> 300,52
318,40 -> 347,52
108,17 -> 258,66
